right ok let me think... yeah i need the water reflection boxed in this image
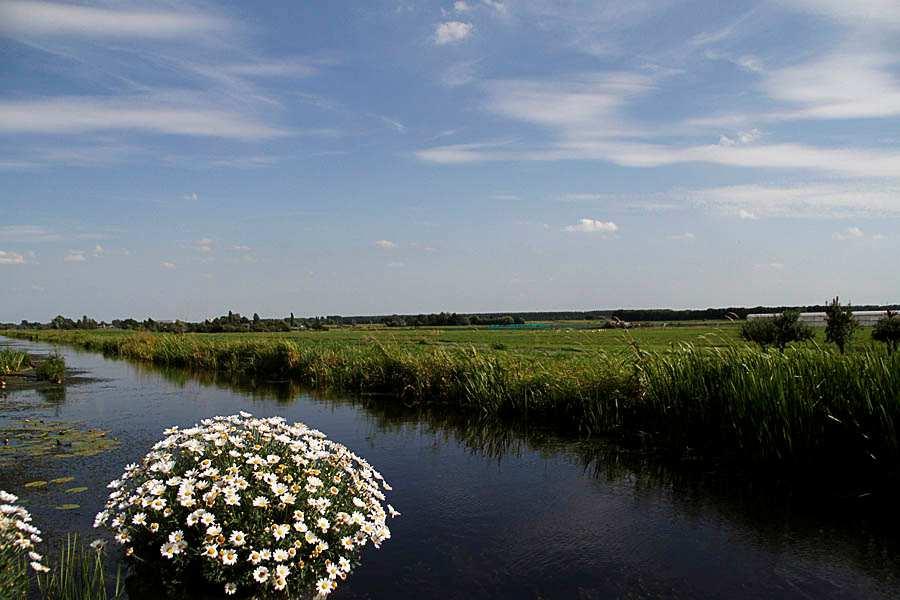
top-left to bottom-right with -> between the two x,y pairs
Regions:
134,359 -> 900,590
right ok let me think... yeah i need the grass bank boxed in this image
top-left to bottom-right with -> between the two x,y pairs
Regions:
3,329 -> 898,474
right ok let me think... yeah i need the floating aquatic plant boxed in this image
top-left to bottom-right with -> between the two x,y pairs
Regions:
0,420 -> 119,467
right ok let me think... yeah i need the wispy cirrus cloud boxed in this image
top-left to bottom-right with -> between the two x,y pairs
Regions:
0,225 -> 61,242
0,1 -> 228,39
0,97 -> 286,139
784,0 -> 900,30
691,183 -> 900,219
419,137 -> 900,178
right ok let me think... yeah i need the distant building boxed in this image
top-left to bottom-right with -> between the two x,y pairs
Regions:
747,311 -> 890,327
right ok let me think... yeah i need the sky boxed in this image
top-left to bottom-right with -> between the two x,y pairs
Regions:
1,0 -> 899,321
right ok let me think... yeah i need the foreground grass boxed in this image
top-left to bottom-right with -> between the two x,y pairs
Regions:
2,327 -> 898,473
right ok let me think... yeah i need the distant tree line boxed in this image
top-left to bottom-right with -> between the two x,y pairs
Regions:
613,303 -> 900,322
380,313 -> 526,327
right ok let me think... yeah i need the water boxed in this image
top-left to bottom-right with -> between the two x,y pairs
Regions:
1,336 -> 898,599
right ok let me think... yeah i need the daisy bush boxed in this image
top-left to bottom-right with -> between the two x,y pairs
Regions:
1,490 -> 49,597
94,413 -> 398,598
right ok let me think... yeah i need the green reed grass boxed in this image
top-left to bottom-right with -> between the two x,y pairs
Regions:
4,329 -> 900,470
0,349 -> 28,374
37,536 -> 123,600
34,353 -> 66,384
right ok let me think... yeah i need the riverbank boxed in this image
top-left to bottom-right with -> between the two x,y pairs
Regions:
3,329 -> 899,476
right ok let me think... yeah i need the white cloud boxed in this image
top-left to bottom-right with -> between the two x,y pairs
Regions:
0,97 -> 286,140
374,240 -> 398,249
668,232 -> 696,241
194,238 -> 214,254
387,261 -> 405,268
832,227 -> 865,241
230,245 -> 252,252
183,192 -> 199,202
454,1 -> 472,12
738,209 -> 758,220
564,219 -> 618,234
435,21 -> 473,45
0,1 -> 228,39
161,261 -> 177,269
0,251 -> 26,265
719,129 -> 762,146
63,250 -> 86,263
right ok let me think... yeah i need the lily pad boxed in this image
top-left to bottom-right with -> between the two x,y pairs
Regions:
50,476 -> 76,485
24,480 -> 48,489
0,419 -> 119,466
55,503 -> 80,511
64,487 -> 88,494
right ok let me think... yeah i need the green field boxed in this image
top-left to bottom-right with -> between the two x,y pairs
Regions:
5,320 -> 878,360
2,324 -> 897,474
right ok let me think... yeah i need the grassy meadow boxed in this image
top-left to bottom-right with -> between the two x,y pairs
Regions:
2,323 -> 897,474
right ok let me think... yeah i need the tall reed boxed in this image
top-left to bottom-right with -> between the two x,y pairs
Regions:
37,536 -> 123,600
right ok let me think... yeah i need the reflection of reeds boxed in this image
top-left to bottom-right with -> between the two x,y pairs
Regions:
6,330 -> 900,472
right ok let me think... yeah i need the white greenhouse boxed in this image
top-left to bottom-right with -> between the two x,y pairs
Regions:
746,311 -> 891,327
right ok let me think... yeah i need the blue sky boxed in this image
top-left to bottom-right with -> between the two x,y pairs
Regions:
1,0 -> 899,320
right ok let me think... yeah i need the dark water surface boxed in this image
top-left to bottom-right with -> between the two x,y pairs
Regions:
1,336 -> 898,599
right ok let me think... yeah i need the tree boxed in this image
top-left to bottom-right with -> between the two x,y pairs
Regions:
740,318 -> 777,350
772,310 -> 814,351
824,296 -> 858,353
873,310 -> 900,354
741,310 -> 813,351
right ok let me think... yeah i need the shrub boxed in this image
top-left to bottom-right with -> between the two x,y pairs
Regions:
35,353 -> 66,384
94,413 -> 398,598
824,296 -> 858,353
873,310 -> 900,354
1,490 -> 49,599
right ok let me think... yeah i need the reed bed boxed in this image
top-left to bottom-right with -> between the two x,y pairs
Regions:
0,349 -> 28,374
4,329 -> 899,471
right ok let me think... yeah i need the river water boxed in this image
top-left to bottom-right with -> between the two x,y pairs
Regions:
1,336 -> 898,599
